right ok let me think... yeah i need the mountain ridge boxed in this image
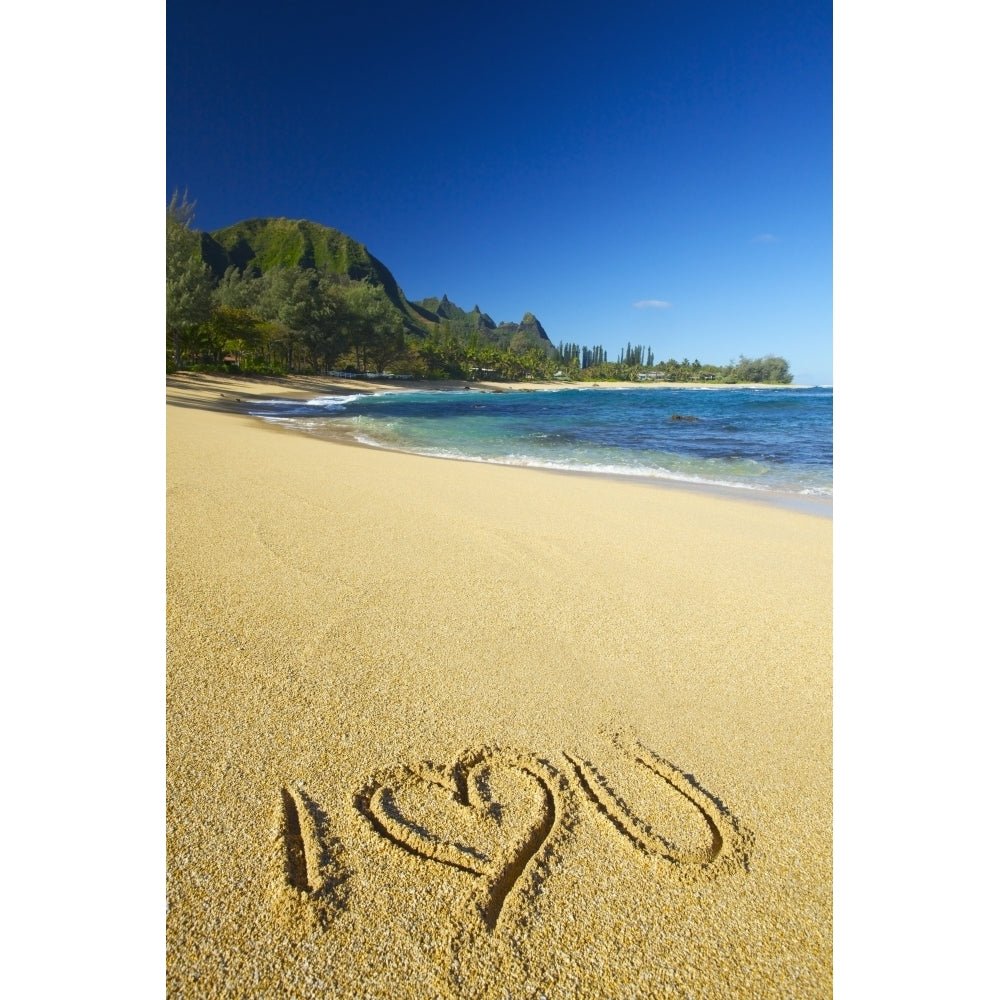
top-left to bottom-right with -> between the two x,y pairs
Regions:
202,217 -> 553,355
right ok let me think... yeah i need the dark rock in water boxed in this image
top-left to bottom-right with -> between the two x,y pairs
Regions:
670,414 -> 700,421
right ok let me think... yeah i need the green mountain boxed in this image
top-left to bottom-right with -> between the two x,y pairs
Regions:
415,293 -> 468,322
414,296 -> 552,353
198,217 -> 552,353
204,217 -> 417,320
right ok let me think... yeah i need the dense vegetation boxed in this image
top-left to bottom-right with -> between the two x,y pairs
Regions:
166,196 -> 793,384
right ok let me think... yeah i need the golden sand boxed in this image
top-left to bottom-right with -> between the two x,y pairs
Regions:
166,374 -> 832,998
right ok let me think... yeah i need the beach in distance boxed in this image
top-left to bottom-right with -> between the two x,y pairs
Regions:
166,372 -> 832,999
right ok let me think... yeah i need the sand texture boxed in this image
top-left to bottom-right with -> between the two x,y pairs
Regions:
166,375 -> 832,999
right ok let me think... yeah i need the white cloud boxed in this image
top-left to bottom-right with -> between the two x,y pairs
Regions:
633,299 -> 673,309
752,233 -> 777,243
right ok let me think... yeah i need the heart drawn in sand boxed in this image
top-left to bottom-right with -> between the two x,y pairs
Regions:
356,747 -> 559,929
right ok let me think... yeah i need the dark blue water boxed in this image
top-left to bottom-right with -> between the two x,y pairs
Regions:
251,386 -> 832,499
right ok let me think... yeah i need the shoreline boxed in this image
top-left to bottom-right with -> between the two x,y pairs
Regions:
166,372 -> 832,518
166,369 -> 819,403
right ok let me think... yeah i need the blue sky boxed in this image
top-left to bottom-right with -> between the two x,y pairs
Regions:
168,0 -> 832,383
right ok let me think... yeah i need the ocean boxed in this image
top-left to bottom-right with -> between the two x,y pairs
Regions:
249,385 -> 832,509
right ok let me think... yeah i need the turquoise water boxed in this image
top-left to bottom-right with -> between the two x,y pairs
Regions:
250,385 -> 832,501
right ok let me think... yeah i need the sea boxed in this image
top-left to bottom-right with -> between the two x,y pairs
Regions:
249,384 -> 832,512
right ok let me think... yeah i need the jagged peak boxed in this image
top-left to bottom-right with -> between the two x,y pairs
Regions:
518,311 -> 550,342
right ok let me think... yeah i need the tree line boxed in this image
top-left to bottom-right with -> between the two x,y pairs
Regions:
167,197 -> 792,384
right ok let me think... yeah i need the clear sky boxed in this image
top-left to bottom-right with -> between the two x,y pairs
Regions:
168,0 -> 832,384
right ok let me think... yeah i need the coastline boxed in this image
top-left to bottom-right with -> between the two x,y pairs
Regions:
167,375 -> 832,998
166,370 -> 817,406
166,372 -> 831,518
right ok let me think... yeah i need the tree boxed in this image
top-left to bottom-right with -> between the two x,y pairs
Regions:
343,283 -> 405,373
166,191 -> 213,369
255,266 -> 337,373
729,354 -> 793,383
202,307 -> 264,366
214,264 -> 263,313
302,277 -> 350,372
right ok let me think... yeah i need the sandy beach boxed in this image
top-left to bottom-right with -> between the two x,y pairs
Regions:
166,373 -> 832,998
